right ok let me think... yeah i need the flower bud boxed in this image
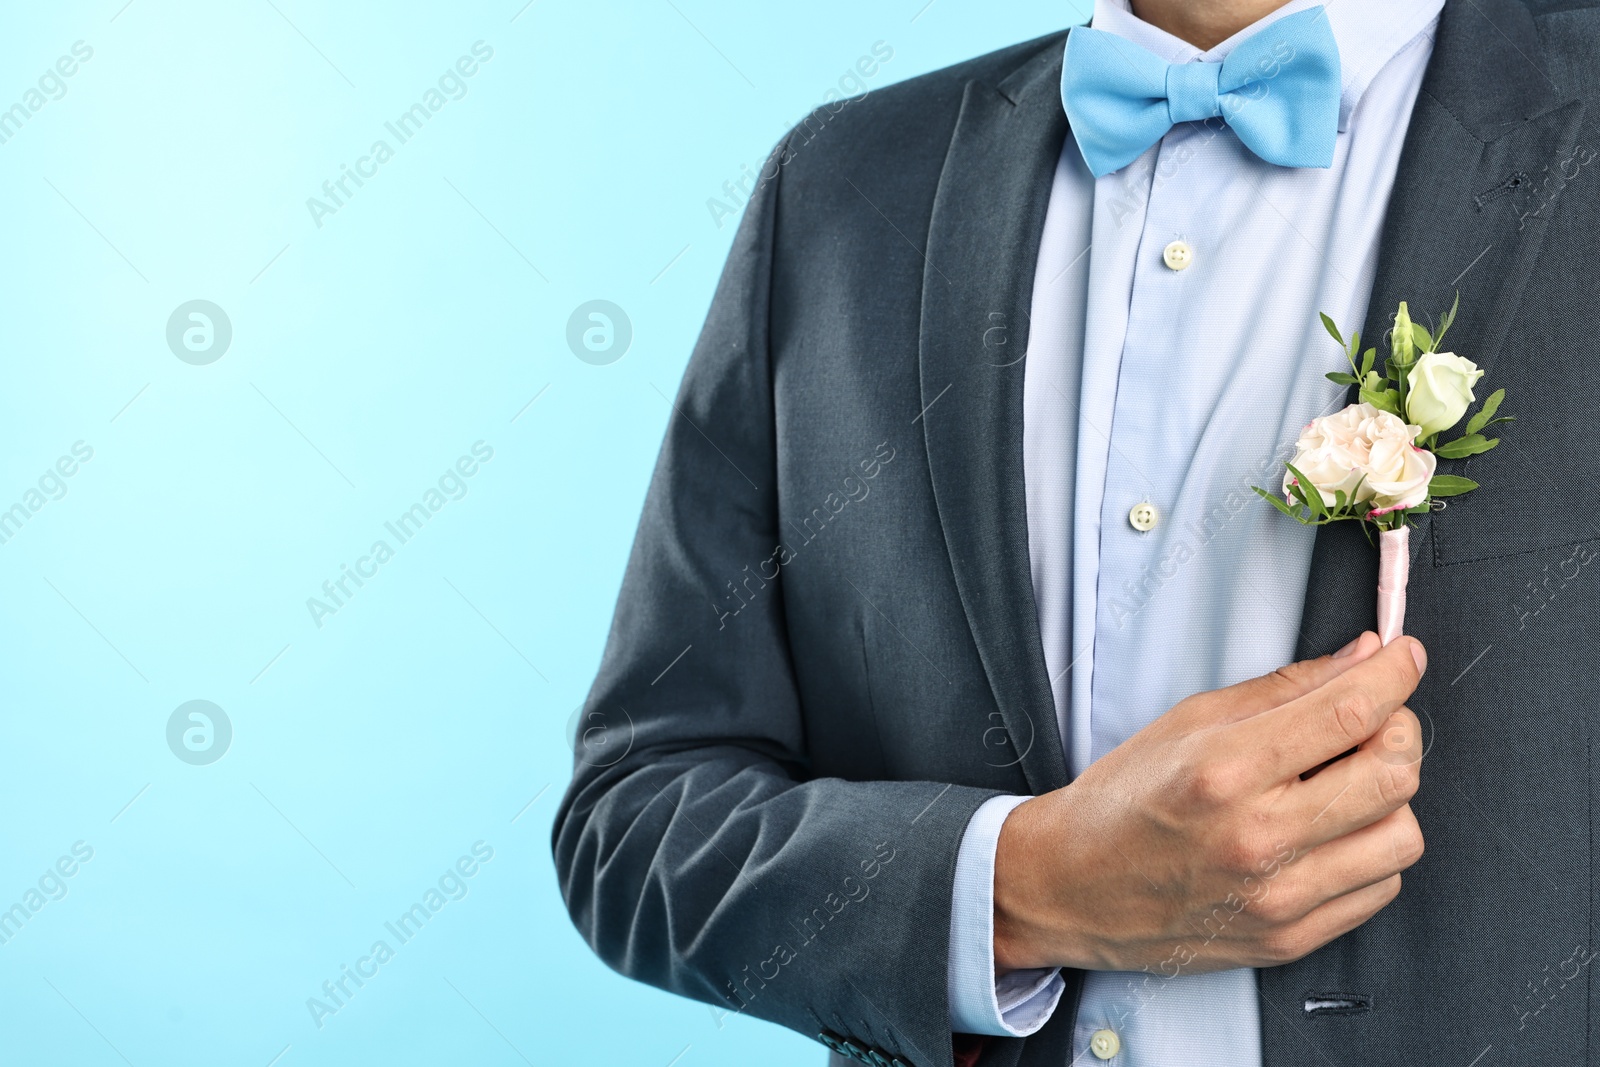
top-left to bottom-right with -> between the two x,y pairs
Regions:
1392,302 -> 1415,362
1406,351 -> 1485,440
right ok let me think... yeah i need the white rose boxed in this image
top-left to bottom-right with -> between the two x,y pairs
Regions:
1283,403 -> 1379,507
1406,351 -> 1484,439
1362,409 -> 1436,513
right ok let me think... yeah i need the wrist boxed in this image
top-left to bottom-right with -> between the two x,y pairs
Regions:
993,788 -> 1112,973
993,795 -> 1065,972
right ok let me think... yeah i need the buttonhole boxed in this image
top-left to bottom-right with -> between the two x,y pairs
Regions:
1475,171 -> 1530,212
1304,992 -> 1371,1016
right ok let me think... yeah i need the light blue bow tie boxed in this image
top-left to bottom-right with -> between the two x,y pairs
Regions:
1061,6 -> 1341,178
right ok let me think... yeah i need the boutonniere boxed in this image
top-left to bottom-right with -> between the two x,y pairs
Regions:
1254,296 -> 1514,643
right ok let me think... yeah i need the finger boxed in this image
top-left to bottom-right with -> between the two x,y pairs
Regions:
1282,708 -> 1422,846
1270,807 -> 1423,920
1254,874 -> 1402,966
1301,698 -> 1423,781
1235,636 -> 1426,783
1356,704 -> 1424,765
1181,631 -> 1381,730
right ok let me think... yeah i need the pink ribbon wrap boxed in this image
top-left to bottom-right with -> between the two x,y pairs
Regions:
1376,526 -> 1410,645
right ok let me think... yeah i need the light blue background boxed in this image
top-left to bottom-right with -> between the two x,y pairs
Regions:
0,2 -> 1085,1064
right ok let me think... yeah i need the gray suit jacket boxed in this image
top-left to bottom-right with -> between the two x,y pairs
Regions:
553,2 -> 1600,1063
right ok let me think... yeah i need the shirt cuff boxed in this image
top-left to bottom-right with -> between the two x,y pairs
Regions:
947,794 -> 1067,1036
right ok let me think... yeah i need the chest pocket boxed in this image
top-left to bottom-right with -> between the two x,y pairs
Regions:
1428,324 -> 1600,566
1430,450 -> 1600,565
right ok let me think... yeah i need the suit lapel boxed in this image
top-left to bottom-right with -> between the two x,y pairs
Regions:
1292,0 -> 1583,662
919,40 -> 1073,798
1269,0 -> 1583,1057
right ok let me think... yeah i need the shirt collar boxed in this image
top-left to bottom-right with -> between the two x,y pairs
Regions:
1088,0 -> 1445,131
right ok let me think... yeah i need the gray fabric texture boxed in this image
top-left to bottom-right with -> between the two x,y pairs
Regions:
553,2 -> 1600,1063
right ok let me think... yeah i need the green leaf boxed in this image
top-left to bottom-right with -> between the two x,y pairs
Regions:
1428,475 -> 1480,497
1320,312 -> 1344,347
1361,386 -> 1402,415
1283,472 -> 1309,509
1253,486 -> 1302,520
1360,346 -> 1376,377
1433,291 -> 1460,349
1410,322 -> 1434,353
1464,388 -> 1506,436
1325,371 -> 1359,386
1433,434 -> 1500,459
1285,463 -> 1327,519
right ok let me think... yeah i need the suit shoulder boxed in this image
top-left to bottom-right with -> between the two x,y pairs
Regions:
846,30 -> 1069,119
1524,0 -> 1600,15
772,31 -> 1067,179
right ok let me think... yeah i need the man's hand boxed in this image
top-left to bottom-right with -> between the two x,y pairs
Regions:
993,631 -> 1426,974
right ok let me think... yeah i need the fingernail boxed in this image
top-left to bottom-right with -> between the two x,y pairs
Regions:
1334,637 -> 1360,658
1409,639 -> 1428,677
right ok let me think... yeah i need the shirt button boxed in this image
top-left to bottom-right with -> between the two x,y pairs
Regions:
1090,1028 -> 1122,1059
1129,502 -> 1159,532
1162,239 -> 1194,271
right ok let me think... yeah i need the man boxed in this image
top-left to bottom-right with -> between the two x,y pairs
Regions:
554,0 -> 1600,1063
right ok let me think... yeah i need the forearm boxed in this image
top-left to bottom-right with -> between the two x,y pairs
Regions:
556,747 -> 1001,1064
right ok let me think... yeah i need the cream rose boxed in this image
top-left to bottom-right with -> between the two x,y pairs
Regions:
1283,403 -> 1379,507
1284,403 -> 1436,514
1406,351 -> 1484,440
1362,410 -> 1436,513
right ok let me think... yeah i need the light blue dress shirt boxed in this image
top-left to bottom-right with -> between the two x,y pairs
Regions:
946,0 -> 1446,1062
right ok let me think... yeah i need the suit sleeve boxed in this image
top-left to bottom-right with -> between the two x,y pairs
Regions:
550,132 -> 1004,1067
